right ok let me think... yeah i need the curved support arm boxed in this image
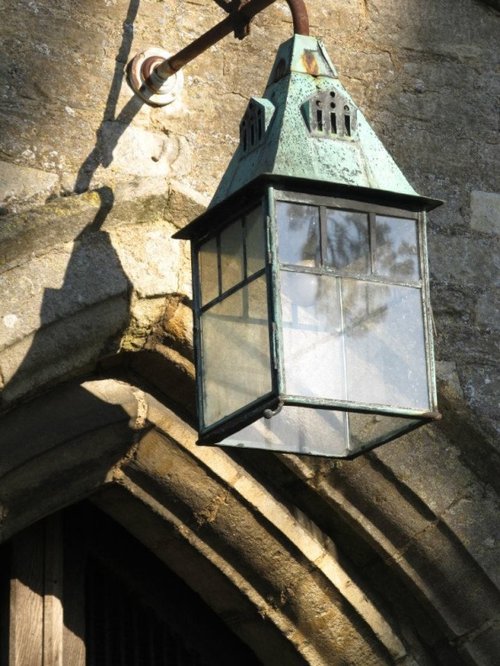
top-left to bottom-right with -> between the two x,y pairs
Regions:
285,0 -> 310,35
128,0 -> 309,105
160,0 -> 309,77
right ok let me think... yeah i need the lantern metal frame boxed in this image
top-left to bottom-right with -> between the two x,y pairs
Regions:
176,173 -> 440,457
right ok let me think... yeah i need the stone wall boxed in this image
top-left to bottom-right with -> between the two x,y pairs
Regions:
0,1 -> 499,663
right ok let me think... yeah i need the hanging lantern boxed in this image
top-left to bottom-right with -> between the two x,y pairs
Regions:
174,35 -> 441,458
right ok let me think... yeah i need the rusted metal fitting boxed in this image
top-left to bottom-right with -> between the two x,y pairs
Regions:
141,56 -> 170,90
230,0 -> 253,39
127,47 -> 183,106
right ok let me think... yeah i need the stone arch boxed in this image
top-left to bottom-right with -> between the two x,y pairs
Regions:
1,372 -> 499,664
0,377 -> 407,664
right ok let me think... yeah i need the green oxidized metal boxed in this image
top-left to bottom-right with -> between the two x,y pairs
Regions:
211,34 -> 429,206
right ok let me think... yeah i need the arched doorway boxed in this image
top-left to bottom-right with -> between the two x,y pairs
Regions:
0,502 -> 261,666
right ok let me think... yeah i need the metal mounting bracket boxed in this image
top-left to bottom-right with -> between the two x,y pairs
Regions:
127,47 -> 183,107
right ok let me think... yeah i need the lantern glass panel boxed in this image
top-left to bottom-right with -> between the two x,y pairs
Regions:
199,236 -> 219,306
197,204 -> 272,431
343,280 -> 429,409
325,210 -> 370,273
220,405 -> 424,457
374,215 -> 420,281
246,206 -> 266,275
201,275 -> 272,427
348,412 -> 421,449
281,271 -> 345,400
277,202 -> 319,267
220,219 -> 244,293
275,196 -> 431,414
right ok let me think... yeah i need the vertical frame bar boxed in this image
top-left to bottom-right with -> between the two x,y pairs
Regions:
215,233 -> 222,299
267,186 -> 286,396
241,216 -> 250,320
191,242 -> 206,432
336,277 -> 351,450
419,211 -> 438,411
319,205 -> 327,267
242,214 -> 249,281
368,211 -> 376,276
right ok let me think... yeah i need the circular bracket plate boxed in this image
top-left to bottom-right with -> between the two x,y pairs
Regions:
127,47 -> 183,107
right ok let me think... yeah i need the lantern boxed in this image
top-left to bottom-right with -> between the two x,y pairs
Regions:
174,35 -> 441,457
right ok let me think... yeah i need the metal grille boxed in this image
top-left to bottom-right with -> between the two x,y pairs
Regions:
86,560 -> 209,666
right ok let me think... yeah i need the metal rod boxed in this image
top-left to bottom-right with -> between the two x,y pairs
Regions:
155,0 -> 309,81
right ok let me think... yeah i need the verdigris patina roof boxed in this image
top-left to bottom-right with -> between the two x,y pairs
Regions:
211,34 -> 421,206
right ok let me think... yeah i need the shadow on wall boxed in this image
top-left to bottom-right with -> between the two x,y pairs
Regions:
1,0 -> 146,408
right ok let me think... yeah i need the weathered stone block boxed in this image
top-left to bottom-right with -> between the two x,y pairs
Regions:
475,291 -> 500,330
0,236 -> 130,350
470,191 -> 500,235
110,221 -> 191,299
0,296 -> 130,405
97,122 -> 172,179
0,160 -> 58,208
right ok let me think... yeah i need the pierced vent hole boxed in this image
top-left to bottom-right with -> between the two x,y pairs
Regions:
241,120 -> 247,151
344,105 -> 351,137
317,109 -> 324,131
331,112 -> 337,134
